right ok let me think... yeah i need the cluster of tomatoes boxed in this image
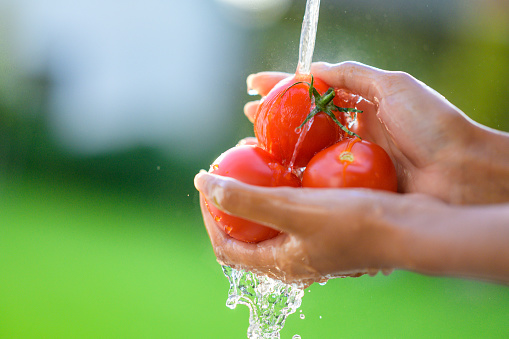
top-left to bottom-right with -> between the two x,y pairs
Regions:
205,73 -> 398,243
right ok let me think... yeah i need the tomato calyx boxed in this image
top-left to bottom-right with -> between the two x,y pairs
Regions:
285,75 -> 363,139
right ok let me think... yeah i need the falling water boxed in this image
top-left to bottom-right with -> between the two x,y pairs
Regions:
221,1 -> 323,338
297,0 -> 321,75
223,266 -> 305,339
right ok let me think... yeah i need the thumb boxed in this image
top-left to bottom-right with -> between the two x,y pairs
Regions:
311,61 -> 388,102
247,72 -> 290,97
194,171 -> 312,234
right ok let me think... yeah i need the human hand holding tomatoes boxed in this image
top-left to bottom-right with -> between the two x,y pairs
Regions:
196,171 -> 403,285
196,61 -> 509,286
195,171 -> 509,286
203,71 -> 368,243
247,62 -> 506,204
205,67 -> 396,244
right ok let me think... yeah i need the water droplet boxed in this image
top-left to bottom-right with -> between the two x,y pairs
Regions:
300,314 -> 306,320
319,315 -> 322,319
248,89 -> 259,96
156,166 -> 161,170
292,335 -> 302,339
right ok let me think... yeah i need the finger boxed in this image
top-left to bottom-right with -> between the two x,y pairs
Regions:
311,61 -> 388,102
311,61 -> 457,163
247,72 -> 290,97
199,195 -> 317,286
199,195 -> 288,275
194,172 -> 314,234
243,100 -> 259,123
311,61 -> 429,106
199,195 -> 267,265
236,137 -> 257,146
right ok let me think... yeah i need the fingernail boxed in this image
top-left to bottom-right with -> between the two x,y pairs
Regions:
244,100 -> 258,117
194,172 -> 225,209
194,171 -> 208,192
246,74 -> 258,95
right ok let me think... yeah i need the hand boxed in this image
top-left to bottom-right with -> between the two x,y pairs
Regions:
246,62 -> 509,204
195,172 -> 404,285
194,61 -> 509,286
195,172 -> 509,286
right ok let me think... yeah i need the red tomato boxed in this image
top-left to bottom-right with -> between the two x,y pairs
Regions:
206,145 -> 301,243
254,73 -> 356,168
302,138 -> 398,192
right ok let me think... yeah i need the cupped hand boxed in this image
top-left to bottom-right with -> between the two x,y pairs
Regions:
195,171 -> 452,285
246,62 -> 482,204
196,171 -> 509,286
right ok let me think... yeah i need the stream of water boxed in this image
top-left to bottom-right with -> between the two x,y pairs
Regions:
297,0 -> 321,75
223,1 -> 322,338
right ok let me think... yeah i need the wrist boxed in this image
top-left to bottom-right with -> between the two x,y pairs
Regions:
456,124 -> 509,204
377,195 -> 459,276
362,193 -> 416,271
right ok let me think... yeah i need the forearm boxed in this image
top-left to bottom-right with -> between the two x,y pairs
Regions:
388,200 -> 509,284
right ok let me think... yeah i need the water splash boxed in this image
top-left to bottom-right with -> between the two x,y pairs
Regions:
296,0 -> 321,75
223,266 -> 305,339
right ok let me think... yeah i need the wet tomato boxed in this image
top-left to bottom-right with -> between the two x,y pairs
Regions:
254,73 -> 358,168
206,145 -> 301,243
302,138 -> 398,192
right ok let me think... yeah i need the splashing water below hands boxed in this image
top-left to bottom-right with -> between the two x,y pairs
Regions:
223,266 -> 305,339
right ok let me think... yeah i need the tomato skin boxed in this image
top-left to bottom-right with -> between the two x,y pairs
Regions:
302,138 -> 398,192
254,74 -> 351,168
206,145 -> 301,243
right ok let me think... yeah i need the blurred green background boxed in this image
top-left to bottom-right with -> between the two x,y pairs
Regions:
1,0 -> 508,338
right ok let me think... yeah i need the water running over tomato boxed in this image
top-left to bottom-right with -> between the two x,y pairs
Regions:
289,116 -> 313,172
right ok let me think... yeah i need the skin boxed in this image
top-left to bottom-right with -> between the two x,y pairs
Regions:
195,61 -> 509,286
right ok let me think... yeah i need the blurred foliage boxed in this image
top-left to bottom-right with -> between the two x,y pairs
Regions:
1,0 -> 509,337
0,76 -> 201,209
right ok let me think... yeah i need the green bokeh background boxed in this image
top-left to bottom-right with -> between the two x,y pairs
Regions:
1,0 -> 509,338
